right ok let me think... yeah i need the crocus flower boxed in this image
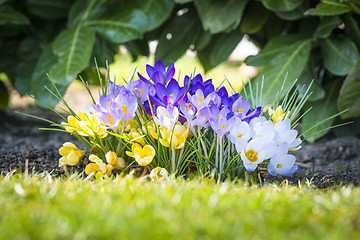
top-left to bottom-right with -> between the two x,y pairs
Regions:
61,115 -> 80,133
113,93 -> 138,121
128,128 -> 146,146
232,97 -> 261,123
187,89 -> 219,110
93,96 -> 121,129
152,79 -> 187,107
150,167 -> 169,181
127,79 -> 155,103
58,142 -> 85,167
85,154 -> 113,177
190,106 -> 211,130
217,87 -> 239,109
267,143 -> 298,176
180,100 -> 196,123
184,74 -> 214,96
138,60 -> 175,85
126,143 -> 155,166
228,118 -> 252,152
105,151 -> 126,170
273,118 -> 302,150
268,106 -> 290,125
159,124 -> 188,150
249,116 -> 275,140
209,115 -> 237,136
77,112 -> 108,138
240,138 -> 276,172
153,104 -> 179,128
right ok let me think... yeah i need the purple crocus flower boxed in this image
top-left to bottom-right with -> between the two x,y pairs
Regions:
184,74 -> 214,96
209,115 -> 237,136
217,86 -> 239,109
191,107 -> 211,130
152,79 -> 187,107
180,100 -> 196,123
112,93 -> 138,121
138,60 -> 175,85
232,97 -> 261,123
187,89 -> 219,110
93,96 -> 121,128
153,103 -> 179,128
127,79 -> 155,103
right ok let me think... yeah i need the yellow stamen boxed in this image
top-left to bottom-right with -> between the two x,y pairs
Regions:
121,105 -> 128,116
237,133 -> 243,138
105,114 -> 114,125
169,93 -> 174,98
198,97 -> 204,103
245,150 -> 258,162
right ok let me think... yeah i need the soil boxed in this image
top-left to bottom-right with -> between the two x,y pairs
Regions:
1,107 -> 360,188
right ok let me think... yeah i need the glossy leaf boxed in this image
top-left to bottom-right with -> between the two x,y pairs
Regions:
90,35 -> 117,68
245,35 -> 306,67
314,16 -> 342,38
195,0 -> 249,34
0,6 -> 29,25
240,3 -> 270,34
197,31 -> 244,72
174,0 -> 192,3
301,81 -> 340,142
30,43 -> 67,107
155,10 -> 202,66
338,60 -> 360,118
68,0 -> 107,28
26,0 -> 73,19
124,40 -> 149,61
49,26 -> 95,85
322,36 -> 359,76
0,81 -> 9,111
261,0 -> 304,11
133,0 -> 175,31
84,9 -> 147,44
252,39 -> 312,105
275,2 -> 309,21
306,0 -> 352,16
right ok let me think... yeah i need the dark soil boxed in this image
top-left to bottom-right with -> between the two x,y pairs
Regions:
1,108 -> 360,188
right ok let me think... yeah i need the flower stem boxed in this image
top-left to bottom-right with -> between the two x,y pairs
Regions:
215,135 -> 219,174
198,128 -> 209,159
218,135 -> 223,183
176,148 -> 184,170
171,149 -> 176,174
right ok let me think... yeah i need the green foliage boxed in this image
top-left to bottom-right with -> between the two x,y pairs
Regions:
1,174 -> 360,239
1,0 -> 360,142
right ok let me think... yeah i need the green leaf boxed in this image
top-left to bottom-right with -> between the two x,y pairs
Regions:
195,31 -> 212,51
297,58 -> 325,102
261,0 -> 304,11
174,0 -> 193,3
12,59 -> 38,95
0,81 -> 9,111
275,2 -> 309,21
0,6 -> 30,25
338,60 -> 360,118
84,9 -> 147,44
133,0 -> 175,31
301,81 -> 341,143
68,0 -> 107,28
252,39 -> 312,105
314,16 -> 342,39
240,3 -> 270,34
306,0 -> 352,16
195,0 -> 249,34
124,40 -> 149,62
322,36 -> 359,76
197,31 -> 244,72
245,35 -> 306,67
26,0 -> 73,19
90,35 -> 117,68
49,26 -> 95,85
155,10 -> 202,66
30,43 -> 67,107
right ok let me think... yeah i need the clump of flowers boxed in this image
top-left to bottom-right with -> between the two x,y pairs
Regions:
52,60 -> 308,182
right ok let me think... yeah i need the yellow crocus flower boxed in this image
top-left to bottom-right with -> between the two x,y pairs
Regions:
150,167 -> 168,181
268,106 -> 290,125
85,154 -> 113,177
126,143 -> 155,166
105,151 -> 126,170
128,128 -> 146,146
78,113 -> 108,138
61,115 -> 80,133
58,142 -> 85,167
159,124 -> 188,150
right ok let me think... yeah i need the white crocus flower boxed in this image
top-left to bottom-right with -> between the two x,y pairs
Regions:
228,117 -> 252,152
250,116 -> 275,140
240,138 -> 276,172
273,118 -> 302,150
267,143 -> 298,176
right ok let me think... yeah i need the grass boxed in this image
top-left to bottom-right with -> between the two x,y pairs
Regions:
1,173 -> 359,239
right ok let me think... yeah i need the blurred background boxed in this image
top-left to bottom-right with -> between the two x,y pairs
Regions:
1,0 -> 359,142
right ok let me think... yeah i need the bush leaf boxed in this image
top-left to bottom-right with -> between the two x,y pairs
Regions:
252,39 -> 312,105
306,0 -> 352,16
26,0 -> 73,20
49,26 -> 95,85
261,0 -> 304,12
322,36 -> 359,76
84,9 -> 147,44
314,16 -> 342,39
338,60 -> 360,119
301,81 -> 340,143
195,0 -> 249,34
0,6 -> 30,25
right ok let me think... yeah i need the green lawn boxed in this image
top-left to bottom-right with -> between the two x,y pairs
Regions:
0,173 -> 359,239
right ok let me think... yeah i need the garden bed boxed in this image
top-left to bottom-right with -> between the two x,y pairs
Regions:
1,107 -> 360,188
